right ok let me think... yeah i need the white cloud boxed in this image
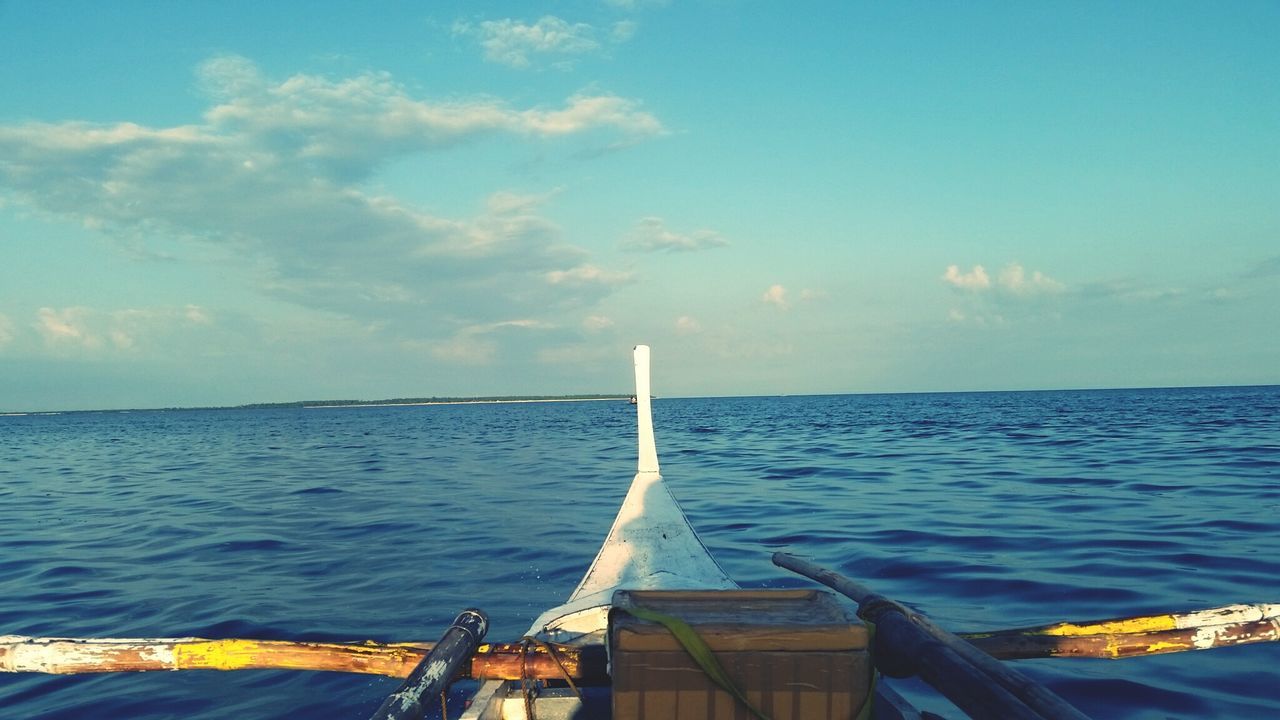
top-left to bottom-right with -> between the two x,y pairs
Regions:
675,315 -> 701,334
942,264 -> 991,290
519,95 -> 663,137
545,264 -> 634,286
485,189 -> 560,215
36,307 -> 96,347
943,262 -> 1062,296
185,305 -> 213,324
942,262 -> 1064,326
622,216 -> 728,252
455,15 -> 625,69
190,56 -> 663,162
33,305 -> 212,353
999,263 -> 1064,295
0,57 -> 655,356
583,315 -> 615,332
611,21 -> 638,42
429,319 -> 551,365
602,0 -> 670,8
762,284 -> 788,308
430,334 -> 497,365
473,319 -> 550,332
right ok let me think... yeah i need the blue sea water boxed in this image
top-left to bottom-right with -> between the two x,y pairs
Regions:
2,386 -> 1278,719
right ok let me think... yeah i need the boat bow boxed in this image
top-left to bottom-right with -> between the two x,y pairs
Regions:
530,345 -> 735,643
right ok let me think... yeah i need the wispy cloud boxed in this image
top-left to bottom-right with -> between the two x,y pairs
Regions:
602,0 -> 670,9
762,284 -> 788,308
675,315 -> 701,334
942,263 -> 1062,295
761,284 -> 824,309
610,20 -> 638,43
621,216 -> 728,252
194,55 -> 662,157
427,319 -> 551,365
942,262 -> 1063,325
998,263 -> 1065,295
0,57 -> 658,354
429,334 -> 499,365
1074,278 -> 1188,304
36,307 -> 102,349
32,305 -> 214,354
941,264 -> 991,291
453,15 -> 635,69
582,315 -> 614,332
545,264 -> 635,287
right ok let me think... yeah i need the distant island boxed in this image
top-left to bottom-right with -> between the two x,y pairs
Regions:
0,395 -> 631,415
236,395 -> 630,410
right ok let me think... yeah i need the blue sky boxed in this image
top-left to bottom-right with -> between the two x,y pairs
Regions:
1,2 -> 1277,411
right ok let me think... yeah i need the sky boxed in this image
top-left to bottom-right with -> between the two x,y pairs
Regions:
1,1 -> 1277,411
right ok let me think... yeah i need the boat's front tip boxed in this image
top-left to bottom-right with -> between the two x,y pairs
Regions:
633,345 -> 659,475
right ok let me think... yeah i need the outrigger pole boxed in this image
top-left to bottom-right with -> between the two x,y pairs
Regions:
774,552 -> 1092,720
5,600 -> 1273,677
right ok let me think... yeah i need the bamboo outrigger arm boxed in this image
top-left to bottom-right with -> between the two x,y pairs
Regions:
0,635 -> 607,684
961,602 -> 1280,660
5,603 -> 1277,681
5,602 -> 1277,679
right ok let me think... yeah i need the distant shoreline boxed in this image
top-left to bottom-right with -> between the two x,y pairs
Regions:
5,383 -> 1276,415
303,396 -> 629,409
1,395 -> 632,415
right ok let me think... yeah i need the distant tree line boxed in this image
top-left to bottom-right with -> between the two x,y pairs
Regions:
233,394 -> 628,409
4,395 -> 631,414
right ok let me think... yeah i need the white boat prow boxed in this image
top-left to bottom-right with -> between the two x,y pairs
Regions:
529,345 -> 735,643
461,345 -> 737,720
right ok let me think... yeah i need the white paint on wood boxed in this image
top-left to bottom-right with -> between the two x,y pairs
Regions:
634,345 -> 659,474
1175,603 -> 1279,629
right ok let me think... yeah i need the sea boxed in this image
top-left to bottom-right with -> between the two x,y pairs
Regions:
2,386 -> 1278,719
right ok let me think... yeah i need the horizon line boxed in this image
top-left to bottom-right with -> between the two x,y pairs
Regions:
3,382 -> 1277,416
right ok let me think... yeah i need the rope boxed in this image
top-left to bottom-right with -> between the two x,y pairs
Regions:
519,637 -> 536,720
514,635 -> 584,720
526,638 -> 582,699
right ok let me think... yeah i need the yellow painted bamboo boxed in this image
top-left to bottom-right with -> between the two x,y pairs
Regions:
0,636 -> 427,676
5,602 -> 1277,678
0,636 -> 599,682
965,603 -> 1279,639
960,603 -> 1280,660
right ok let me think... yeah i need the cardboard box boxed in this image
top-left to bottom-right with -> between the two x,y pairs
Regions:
610,589 -> 872,720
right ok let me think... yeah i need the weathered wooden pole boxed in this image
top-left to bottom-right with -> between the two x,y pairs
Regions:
961,603 -> 1280,660
0,635 -> 606,683
368,609 -> 488,720
773,552 -> 1091,720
